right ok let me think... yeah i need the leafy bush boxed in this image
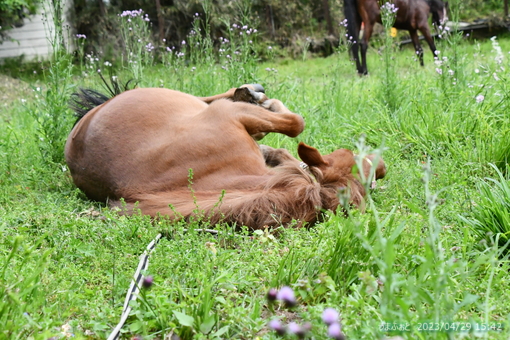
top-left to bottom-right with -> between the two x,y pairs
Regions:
0,0 -> 39,40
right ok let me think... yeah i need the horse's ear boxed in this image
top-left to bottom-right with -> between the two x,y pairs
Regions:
298,142 -> 328,167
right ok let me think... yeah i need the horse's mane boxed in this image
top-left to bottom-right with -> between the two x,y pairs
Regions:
117,161 -> 365,229
69,75 -> 136,121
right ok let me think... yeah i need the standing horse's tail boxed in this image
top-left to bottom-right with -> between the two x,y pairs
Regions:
427,0 -> 448,27
343,0 -> 363,73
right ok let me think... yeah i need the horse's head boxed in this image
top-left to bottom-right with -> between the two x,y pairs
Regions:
297,142 -> 386,208
429,0 -> 448,27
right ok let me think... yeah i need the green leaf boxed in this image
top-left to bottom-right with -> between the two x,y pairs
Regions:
211,326 -> 229,337
129,320 -> 143,333
214,296 -> 227,304
199,315 -> 216,334
405,200 -> 425,216
173,311 -> 195,327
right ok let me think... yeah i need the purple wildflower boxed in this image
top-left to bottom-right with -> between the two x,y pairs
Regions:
288,322 -> 308,339
328,323 -> 345,340
380,2 -> 399,13
267,288 -> 278,302
276,286 -> 296,308
142,276 -> 153,289
120,9 -> 144,17
145,43 -> 155,52
322,308 -> 339,325
269,319 -> 286,336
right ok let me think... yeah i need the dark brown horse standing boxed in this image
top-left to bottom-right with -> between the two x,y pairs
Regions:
344,0 -> 448,75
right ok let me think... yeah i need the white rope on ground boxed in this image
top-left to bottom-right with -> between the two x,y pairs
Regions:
107,233 -> 162,340
107,228 -> 219,340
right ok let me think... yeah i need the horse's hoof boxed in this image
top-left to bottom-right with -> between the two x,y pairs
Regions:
234,87 -> 268,104
241,84 -> 265,93
251,84 -> 265,93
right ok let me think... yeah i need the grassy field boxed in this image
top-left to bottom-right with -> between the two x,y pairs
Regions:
1,14 -> 510,339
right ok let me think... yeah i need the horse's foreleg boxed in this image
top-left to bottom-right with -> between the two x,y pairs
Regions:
419,26 -> 437,64
409,29 -> 425,66
198,84 -> 267,104
208,99 -> 305,139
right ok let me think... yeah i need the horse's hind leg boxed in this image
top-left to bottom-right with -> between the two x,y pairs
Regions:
360,22 -> 374,75
207,99 -> 305,139
198,84 -> 267,104
419,26 -> 438,62
409,29 -> 425,66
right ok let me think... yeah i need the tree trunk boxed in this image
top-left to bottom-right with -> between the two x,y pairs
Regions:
155,0 -> 165,42
266,4 -> 275,39
98,0 -> 106,16
322,0 -> 334,36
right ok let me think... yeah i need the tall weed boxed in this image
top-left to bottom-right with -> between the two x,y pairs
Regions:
379,2 -> 400,113
31,0 -> 74,165
118,9 -> 155,84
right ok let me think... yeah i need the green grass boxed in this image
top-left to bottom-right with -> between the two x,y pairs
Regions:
1,29 -> 510,339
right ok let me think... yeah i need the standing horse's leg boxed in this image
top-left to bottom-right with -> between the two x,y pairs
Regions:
349,19 -> 363,75
409,29 -> 425,66
360,22 -> 374,75
343,0 -> 364,74
198,84 -> 267,104
418,25 -> 438,64
350,39 -> 363,75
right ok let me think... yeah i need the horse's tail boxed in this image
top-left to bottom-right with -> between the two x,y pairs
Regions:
343,0 -> 361,48
426,0 -> 447,26
69,88 -> 110,119
69,75 -> 136,121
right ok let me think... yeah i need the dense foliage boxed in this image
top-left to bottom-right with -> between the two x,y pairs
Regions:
67,0 -> 509,59
0,0 -> 39,39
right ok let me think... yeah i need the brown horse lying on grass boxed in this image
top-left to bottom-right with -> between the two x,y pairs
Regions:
65,84 -> 386,229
